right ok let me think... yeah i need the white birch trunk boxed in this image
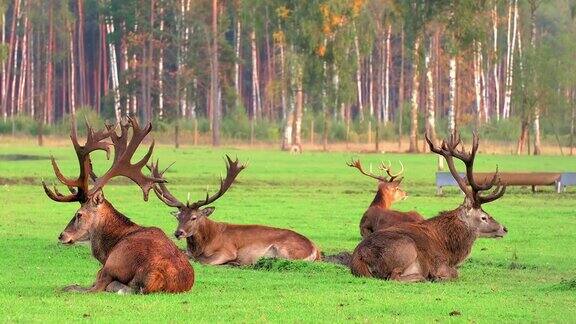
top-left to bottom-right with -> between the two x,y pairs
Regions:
282,51 -> 295,150
473,42 -> 482,124
353,23 -> 364,121
294,62 -> 303,148
492,4 -> 500,120
17,12 -> 28,115
531,2 -> 541,155
368,52 -> 374,118
106,17 -> 121,121
425,38 -> 436,143
1,12 -> 5,120
158,7 -> 164,119
191,78 -> 197,118
178,0 -> 191,118
30,29 -> 34,117
480,44 -> 488,122
279,42 -> 287,120
68,24 -> 76,115
131,52 -> 137,116
10,17 -> 20,117
384,24 -> 391,124
409,37 -> 421,152
234,18 -> 241,101
250,28 -> 261,119
503,0 -> 518,119
448,55 -> 456,133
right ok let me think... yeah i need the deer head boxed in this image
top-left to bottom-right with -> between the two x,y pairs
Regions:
42,118 -> 163,244
347,159 -> 407,204
149,155 -> 246,239
426,132 -> 508,238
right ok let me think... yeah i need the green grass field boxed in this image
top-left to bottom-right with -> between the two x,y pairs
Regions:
0,142 -> 575,322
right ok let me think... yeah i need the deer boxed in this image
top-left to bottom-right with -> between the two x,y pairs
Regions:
349,132 -> 508,282
347,159 -> 423,237
42,118 -> 194,294
148,156 -> 321,266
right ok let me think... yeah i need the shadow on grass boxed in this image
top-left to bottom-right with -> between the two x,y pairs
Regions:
247,257 -> 349,275
551,278 -> 576,291
0,154 -> 50,161
464,257 -> 548,271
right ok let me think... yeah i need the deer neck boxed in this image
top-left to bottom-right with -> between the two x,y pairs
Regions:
90,200 -> 140,264
370,186 -> 393,209
428,208 -> 477,266
186,217 -> 223,258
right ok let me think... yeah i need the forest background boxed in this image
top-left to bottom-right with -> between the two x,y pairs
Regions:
0,0 -> 575,155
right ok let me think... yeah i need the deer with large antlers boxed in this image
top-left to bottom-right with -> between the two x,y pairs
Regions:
348,159 -> 423,237
149,156 -> 321,266
350,132 -> 507,281
43,118 -> 194,294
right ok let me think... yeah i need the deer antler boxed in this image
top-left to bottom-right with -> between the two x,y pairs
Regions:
348,159 -> 403,182
426,132 -> 506,207
379,161 -> 404,181
150,155 -> 246,210
187,155 -> 246,209
42,118 -> 115,203
147,160 -> 185,208
89,117 -> 164,200
43,117 -> 165,203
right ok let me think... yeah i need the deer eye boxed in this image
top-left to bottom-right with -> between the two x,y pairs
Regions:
481,216 -> 488,221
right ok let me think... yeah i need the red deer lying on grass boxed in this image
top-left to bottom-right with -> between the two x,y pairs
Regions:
149,156 -> 321,265
42,118 -> 194,294
348,159 -> 423,237
350,132 -> 507,281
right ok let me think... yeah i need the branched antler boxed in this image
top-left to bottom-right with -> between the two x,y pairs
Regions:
148,160 -> 184,208
379,161 -> 404,182
426,132 -> 506,207
188,155 -> 246,209
43,117 -> 164,203
42,118 -> 114,202
150,155 -> 246,210
348,159 -> 404,182
90,117 -> 164,200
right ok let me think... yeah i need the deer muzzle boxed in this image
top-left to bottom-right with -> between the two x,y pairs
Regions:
58,232 -> 74,245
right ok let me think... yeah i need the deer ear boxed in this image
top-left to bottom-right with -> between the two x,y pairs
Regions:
200,207 -> 215,217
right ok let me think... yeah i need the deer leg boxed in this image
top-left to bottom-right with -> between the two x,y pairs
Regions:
87,269 -> 114,292
105,281 -> 134,295
199,250 -> 237,265
392,272 -> 426,282
62,284 -> 89,292
390,261 -> 425,282
62,268 -> 114,293
431,264 -> 459,281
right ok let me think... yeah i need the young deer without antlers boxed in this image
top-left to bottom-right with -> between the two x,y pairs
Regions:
149,156 -> 321,266
350,133 -> 507,282
348,160 -> 423,237
42,118 -> 194,294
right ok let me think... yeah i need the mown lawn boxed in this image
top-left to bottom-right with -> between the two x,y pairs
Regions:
0,142 -> 575,322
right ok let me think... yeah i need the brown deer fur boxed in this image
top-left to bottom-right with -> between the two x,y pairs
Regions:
149,157 -> 321,266
347,160 -> 423,237
350,133 -> 507,282
359,180 -> 424,237
43,118 -> 194,294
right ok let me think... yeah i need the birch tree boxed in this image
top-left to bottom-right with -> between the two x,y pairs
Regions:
425,36 -> 436,145
409,36 -> 420,153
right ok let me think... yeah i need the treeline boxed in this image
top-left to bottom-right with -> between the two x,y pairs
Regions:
0,0 -> 575,153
